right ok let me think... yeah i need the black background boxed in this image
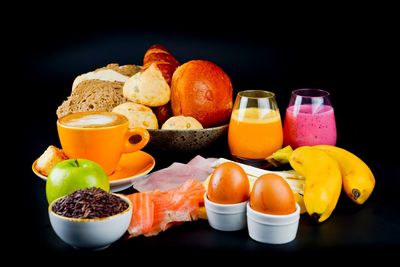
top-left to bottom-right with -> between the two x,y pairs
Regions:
13,8 -> 400,260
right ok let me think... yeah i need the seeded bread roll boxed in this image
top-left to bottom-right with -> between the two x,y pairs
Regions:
112,102 -> 158,129
57,80 -> 127,118
161,116 -> 203,130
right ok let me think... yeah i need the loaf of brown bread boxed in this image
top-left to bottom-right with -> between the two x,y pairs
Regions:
56,80 -> 127,118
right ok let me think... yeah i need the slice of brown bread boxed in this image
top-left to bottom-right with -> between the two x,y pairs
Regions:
56,79 -> 127,118
97,64 -> 141,77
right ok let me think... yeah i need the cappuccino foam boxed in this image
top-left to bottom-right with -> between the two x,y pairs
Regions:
59,112 -> 127,128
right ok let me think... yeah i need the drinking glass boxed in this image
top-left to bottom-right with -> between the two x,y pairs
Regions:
283,88 -> 336,149
228,90 -> 283,165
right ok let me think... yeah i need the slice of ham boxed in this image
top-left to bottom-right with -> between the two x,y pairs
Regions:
187,155 -> 217,174
133,155 -> 216,192
126,179 -> 205,238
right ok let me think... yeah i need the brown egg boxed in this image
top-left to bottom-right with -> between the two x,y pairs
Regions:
250,173 -> 296,215
207,162 -> 250,204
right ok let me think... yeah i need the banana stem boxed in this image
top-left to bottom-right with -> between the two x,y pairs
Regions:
311,213 -> 321,223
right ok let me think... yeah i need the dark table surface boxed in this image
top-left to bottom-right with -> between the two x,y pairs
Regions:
21,136 -> 400,258
13,20 -> 400,260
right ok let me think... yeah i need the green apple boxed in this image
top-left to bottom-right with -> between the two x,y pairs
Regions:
46,159 -> 110,204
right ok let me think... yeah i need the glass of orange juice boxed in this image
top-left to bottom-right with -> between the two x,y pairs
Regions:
228,90 -> 283,166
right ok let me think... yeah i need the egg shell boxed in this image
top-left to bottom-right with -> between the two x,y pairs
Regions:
207,162 -> 250,204
250,173 -> 296,215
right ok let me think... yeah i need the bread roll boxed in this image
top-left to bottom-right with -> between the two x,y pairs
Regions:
143,45 -> 179,124
152,103 -> 172,126
112,102 -> 158,129
143,45 -> 179,84
161,116 -> 203,130
123,63 -> 170,107
36,146 -> 68,176
171,60 -> 233,128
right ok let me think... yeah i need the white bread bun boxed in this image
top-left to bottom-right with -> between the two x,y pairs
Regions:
123,63 -> 170,107
161,116 -> 203,130
112,102 -> 158,129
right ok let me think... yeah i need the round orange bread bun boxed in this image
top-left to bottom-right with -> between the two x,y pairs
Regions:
171,60 -> 233,128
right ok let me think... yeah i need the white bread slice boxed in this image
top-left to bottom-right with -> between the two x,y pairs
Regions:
72,69 -> 129,91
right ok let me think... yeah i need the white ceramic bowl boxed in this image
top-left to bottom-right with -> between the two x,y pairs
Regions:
48,193 -> 132,250
204,192 -> 247,231
247,203 -> 300,244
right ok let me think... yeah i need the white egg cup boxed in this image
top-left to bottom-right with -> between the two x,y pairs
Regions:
204,192 -> 247,231
247,203 -> 300,244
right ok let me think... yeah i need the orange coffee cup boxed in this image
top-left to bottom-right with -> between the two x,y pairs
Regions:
57,111 -> 150,175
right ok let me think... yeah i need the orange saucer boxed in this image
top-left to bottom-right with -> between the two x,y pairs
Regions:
32,151 -> 155,192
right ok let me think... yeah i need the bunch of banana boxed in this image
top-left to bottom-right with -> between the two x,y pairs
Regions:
269,145 -> 376,222
290,146 -> 342,222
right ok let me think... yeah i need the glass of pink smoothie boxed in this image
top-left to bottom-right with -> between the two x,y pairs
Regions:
283,89 -> 336,148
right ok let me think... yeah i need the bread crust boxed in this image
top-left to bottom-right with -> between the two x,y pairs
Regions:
171,60 -> 233,128
36,146 -> 68,176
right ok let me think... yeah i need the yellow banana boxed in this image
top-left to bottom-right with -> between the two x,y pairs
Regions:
314,145 -> 375,205
290,146 -> 342,222
266,145 -> 294,167
293,192 -> 306,214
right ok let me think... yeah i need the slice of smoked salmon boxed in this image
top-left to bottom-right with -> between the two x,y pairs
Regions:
126,179 -> 205,238
146,191 -> 197,236
127,192 -> 154,238
173,178 -> 205,205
